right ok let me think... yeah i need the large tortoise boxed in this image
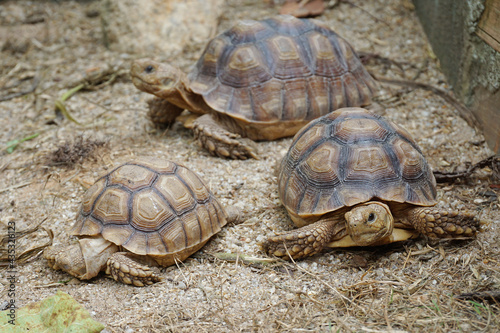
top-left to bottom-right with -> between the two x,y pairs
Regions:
264,108 -> 479,259
44,158 -> 230,286
130,15 -> 377,159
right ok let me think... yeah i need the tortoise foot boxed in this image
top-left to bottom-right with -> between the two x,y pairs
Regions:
409,208 -> 480,238
106,252 -> 161,287
193,114 -> 258,159
147,97 -> 184,129
263,220 -> 336,260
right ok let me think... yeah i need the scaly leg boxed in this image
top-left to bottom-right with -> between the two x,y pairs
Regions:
263,219 -> 341,260
407,207 -> 479,238
146,97 -> 184,128
106,252 -> 161,287
192,114 -> 258,159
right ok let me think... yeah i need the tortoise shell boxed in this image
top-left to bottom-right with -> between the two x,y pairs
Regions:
70,158 -> 227,256
189,15 -> 377,124
278,107 -> 437,227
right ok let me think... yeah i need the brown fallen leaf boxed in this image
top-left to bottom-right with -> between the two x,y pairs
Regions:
280,0 -> 325,18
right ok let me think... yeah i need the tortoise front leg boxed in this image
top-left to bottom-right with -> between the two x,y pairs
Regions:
192,114 -> 258,159
407,207 -> 479,238
263,219 -> 344,260
146,97 -> 184,128
106,252 -> 161,287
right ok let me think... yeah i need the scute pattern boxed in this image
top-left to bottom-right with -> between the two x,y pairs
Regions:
279,108 -> 437,220
108,164 -> 157,191
189,15 -> 377,123
71,160 -> 227,256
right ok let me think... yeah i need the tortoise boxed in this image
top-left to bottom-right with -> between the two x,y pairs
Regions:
264,107 -> 479,259
44,158 -> 231,286
130,15 -> 377,159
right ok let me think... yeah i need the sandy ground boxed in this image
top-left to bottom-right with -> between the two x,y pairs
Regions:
0,0 -> 499,332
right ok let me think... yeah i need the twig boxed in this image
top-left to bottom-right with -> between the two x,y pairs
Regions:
384,288 -> 393,331
433,155 -> 499,183
174,257 -> 190,287
213,252 -> 277,265
0,219 -> 53,266
374,75 -> 480,130
14,227 -> 54,265
359,52 -> 409,75
282,244 -> 367,316
339,0 -> 390,27
0,181 -> 32,194
456,290 -> 500,302
0,77 -> 39,102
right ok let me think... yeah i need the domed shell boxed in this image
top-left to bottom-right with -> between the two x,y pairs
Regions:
189,15 -> 377,124
70,158 -> 227,256
278,107 -> 437,225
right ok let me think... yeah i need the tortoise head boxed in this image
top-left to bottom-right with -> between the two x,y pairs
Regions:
344,201 -> 394,246
130,58 -> 185,99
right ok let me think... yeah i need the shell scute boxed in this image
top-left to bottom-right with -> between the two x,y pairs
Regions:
155,174 -> 196,215
131,189 -> 175,230
101,224 -> 135,248
92,187 -> 130,225
108,164 -> 157,191
81,178 -> 106,216
266,35 -> 312,79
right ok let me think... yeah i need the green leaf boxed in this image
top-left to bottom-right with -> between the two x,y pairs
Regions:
54,100 -> 83,125
60,84 -> 85,102
4,133 -> 40,154
54,84 -> 85,125
0,290 -> 104,332
469,300 -> 489,315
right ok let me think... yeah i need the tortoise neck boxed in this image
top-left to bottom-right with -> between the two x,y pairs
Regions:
165,72 -> 210,115
389,203 -> 421,228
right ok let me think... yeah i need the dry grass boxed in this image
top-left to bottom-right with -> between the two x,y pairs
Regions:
0,0 -> 498,332
44,135 -> 108,168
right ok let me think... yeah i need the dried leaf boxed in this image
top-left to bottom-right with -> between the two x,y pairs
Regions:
280,0 -> 325,18
213,252 -> 277,265
0,218 -> 52,266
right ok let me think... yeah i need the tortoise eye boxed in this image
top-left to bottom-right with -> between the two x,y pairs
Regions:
145,65 -> 154,73
367,213 -> 376,223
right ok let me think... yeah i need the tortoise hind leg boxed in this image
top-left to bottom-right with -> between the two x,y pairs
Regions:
192,114 -> 258,159
263,219 -> 340,260
407,207 -> 479,238
106,252 -> 161,287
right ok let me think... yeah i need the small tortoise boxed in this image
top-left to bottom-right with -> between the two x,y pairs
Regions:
131,15 -> 377,159
44,158 -> 230,286
264,108 -> 479,259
